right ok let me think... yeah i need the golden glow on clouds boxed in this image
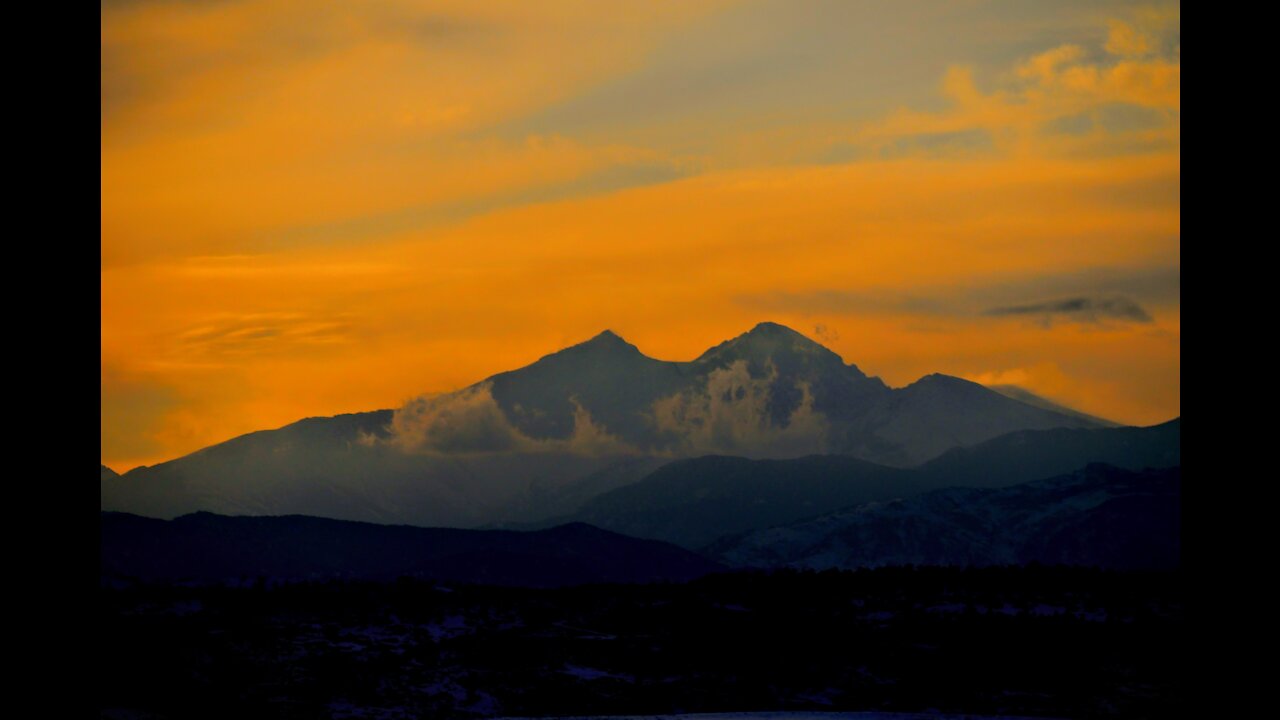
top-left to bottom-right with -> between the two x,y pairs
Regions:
102,1 -> 1180,471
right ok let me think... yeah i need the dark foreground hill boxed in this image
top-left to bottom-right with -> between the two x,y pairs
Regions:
916,417 -> 1180,488
100,512 -> 720,587
565,454 -> 928,549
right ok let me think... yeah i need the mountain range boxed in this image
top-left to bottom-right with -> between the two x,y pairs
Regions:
102,322 -> 1141,530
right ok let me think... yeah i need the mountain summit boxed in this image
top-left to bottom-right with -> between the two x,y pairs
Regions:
578,329 -> 642,353
698,321 -> 856,370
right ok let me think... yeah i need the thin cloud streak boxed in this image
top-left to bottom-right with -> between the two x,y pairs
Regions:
984,297 -> 1154,325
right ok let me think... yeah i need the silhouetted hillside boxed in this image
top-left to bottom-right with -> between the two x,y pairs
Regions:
101,512 -> 720,587
919,417 -> 1180,488
567,455 -> 925,548
711,464 -> 1180,570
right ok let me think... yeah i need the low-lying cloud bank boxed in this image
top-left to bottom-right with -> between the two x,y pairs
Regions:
650,361 -> 831,458
385,361 -> 833,459
388,383 -> 638,457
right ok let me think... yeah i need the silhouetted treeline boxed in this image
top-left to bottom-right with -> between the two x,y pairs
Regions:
101,566 -> 1181,719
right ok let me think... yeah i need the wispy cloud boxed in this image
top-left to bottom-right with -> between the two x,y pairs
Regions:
737,266 -> 1178,325
983,296 -> 1153,325
388,383 -> 638,457
173,312 -> 355,358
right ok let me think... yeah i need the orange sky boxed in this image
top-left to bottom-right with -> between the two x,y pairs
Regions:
102,0 -> 1179,472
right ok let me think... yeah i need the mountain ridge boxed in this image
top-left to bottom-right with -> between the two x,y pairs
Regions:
102,322 -> 1116,527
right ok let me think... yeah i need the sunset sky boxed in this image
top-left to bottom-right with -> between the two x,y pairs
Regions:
102,0 -> 1179,473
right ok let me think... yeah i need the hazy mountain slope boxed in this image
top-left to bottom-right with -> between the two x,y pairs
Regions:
918,418 -> 1180,489
562,420 -> 1180,549
510,454 -> 675,523
100,409 -> 645,525
101,465 -> 119,481
101,322 -> 1107,527
567,455 -> 926,549
856,374 -> 1101,466
101,512 -> 720,587
987,384 -> 1119,427
710,464 -> 1179,570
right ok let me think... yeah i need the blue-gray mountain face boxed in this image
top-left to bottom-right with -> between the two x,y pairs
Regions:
556,419 -> 1180,549
101,322 -> 1111,527
709,463 -> 1180,570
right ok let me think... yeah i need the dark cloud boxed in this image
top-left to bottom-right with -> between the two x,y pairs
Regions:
976,265 -> 1180,307
984,296 -> 1153,324
736,265 -> 1177,324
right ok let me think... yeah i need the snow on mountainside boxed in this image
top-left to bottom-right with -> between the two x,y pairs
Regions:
709,464 -> 1180,570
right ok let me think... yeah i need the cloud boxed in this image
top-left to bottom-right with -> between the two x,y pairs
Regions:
1105,20 -> 1152,57
390,383 -> 536,455
388,382 -> 637,456
172,312 -> 355,358
389,361 -> 837,460
649,360 -> 831,458
737,266 -> 1177,323
384,360 -> 842,460
840,12 -> 1179,164
983,296 -> 1153,325
960,362 -> 1121,425
1105,9 -> 1180,60
100,0 -> 726,266
1016,44 -> 1085,84
171,254 -> 400,278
